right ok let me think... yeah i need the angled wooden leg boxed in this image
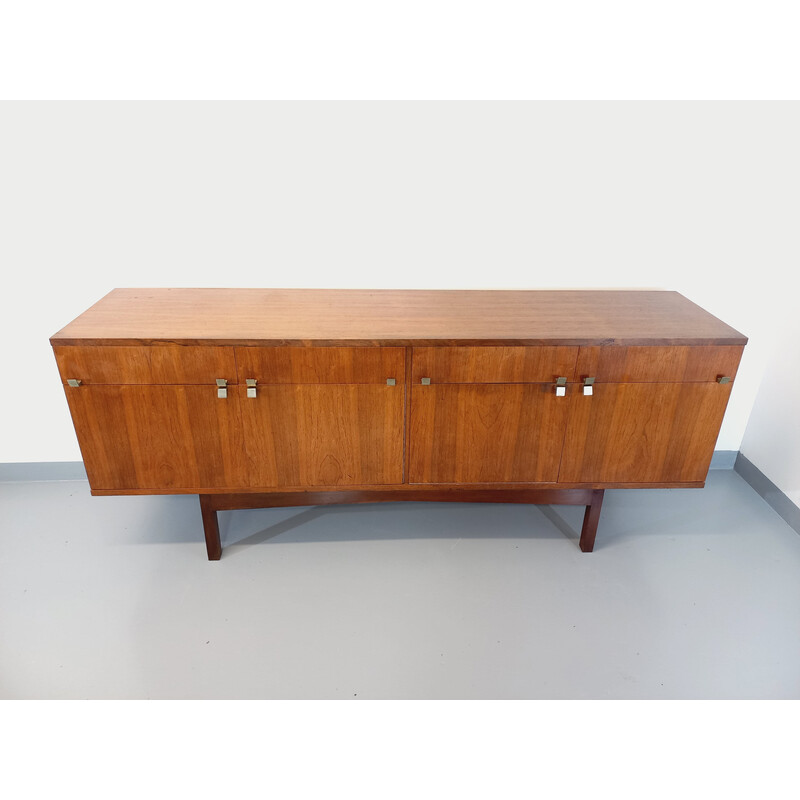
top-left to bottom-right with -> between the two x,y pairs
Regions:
199,495 -> 222,560
579,489 -> 605,553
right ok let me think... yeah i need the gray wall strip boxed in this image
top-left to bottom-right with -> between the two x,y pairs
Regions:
709,450 -> 737,469
0,461 -> 87,482
734,453 -> 800,536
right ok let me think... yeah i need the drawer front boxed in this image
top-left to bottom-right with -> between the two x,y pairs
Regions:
575,345 -> 744,384
235,346 -> 406,384
53,345 -> 237,385
411,346 -> 578,384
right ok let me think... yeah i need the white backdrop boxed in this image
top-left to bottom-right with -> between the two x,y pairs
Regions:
1,102 -> 797,465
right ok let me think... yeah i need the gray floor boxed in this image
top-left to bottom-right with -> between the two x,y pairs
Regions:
1,469 -> 799,699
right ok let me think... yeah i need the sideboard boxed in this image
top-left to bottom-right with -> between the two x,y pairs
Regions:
51,289 -> 747,559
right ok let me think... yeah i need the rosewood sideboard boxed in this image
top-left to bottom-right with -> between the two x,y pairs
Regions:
51,289 -> 747,559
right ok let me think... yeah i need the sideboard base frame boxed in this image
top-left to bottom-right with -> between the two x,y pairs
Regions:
198,487 -> 606,560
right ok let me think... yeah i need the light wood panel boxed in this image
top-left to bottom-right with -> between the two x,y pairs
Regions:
411,346 -> 578,384
53,345 -> 236,385
408,384 -> 570,483
235,346 -> 405,384
50,289 -> 749,346
240,385 -> 404,487
559,382 -> 734,483
64,385 -> 247,490
575,345 -> 744,383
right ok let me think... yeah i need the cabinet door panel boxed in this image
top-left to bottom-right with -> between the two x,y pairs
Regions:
559,382 -> 733,483
64,385 -> 246,490
409,384 -> 569,483
241,385 -> 404,487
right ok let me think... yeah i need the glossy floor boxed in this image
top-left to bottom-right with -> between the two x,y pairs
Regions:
1,470 -> 798,699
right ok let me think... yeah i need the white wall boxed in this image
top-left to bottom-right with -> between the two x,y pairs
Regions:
740,311 -> 800,507
1,102 -> 798,463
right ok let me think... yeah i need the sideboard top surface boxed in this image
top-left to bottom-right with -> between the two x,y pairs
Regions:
50,288 -> 748,347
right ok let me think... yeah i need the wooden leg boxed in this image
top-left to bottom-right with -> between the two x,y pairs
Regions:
199,495 -> 222,560
579,489 -> 605,553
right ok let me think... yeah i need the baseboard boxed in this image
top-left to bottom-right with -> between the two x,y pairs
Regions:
709,450 -> 737,469
0,461 -> 87,482
2,453 -> 798,538
734,453 -> 800,536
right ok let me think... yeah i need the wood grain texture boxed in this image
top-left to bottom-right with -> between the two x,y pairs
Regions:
64,385 -> 247,490
575,345 -> 744,383
235,346 -> 405,384
199,495 -> 222,560
50,289 -> 748,346
559,382 -> 734,483
240,385 -> 404,487
53,345 -> 236,385
411,346 -> 578,383
204,487 -> 598,511
579,489 -> 605,553
408,384 -> 570,483
91,480 -> 705,496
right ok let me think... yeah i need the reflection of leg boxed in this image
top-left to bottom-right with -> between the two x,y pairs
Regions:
579,489 -> 605,553
199,495 -> 222,560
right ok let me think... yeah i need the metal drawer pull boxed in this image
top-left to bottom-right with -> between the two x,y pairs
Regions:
717,376 -> 731,384
67,379 -> 82,388
216,379 -> 228,399
246,379 -> 258,398
421,377 -> 431,385
555,377 -> 567,397
583,377 -> 595,396
386,378 -> 396,386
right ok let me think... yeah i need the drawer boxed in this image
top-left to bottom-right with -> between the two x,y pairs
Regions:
235,346 -> 405,384
411,346 -> 578,384
575,346 -> 743,383
53,345 -> 237,385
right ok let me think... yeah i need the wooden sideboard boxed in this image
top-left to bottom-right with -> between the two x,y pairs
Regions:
51,289 -> 747,559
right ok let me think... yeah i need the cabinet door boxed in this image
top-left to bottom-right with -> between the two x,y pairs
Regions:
408,384 -> 570,483
558,381 -> 733,483
240,384 -> 404,487
64,385 -> 247,491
